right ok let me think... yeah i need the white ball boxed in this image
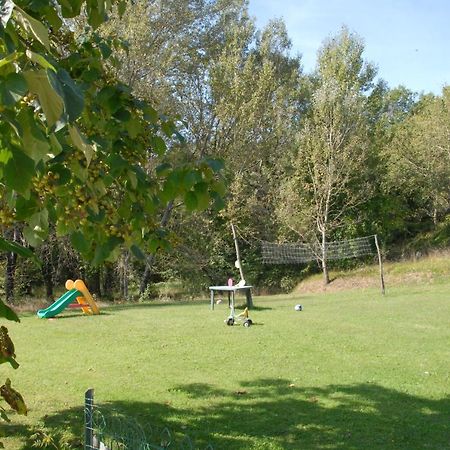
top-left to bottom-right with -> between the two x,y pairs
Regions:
294,304 -> 303,311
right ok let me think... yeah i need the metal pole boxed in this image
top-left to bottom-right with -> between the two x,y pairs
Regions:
374,235 -> 385,295
85,388 -> 94,450
231,223 -> 245,281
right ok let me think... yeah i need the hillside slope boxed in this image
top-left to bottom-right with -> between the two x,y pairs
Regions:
295,251 -> 450,294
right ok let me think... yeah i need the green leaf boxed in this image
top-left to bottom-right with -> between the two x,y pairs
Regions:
23,70 -> 64,128
15,195 -> 39,220
48,133 -> 63,157
4,356 -> 19,369
43,5 -> 62,29
211,191 -> 225,210
184,191 -> 198,211
161,120 -> 176,137
96,86 -> 121,114
148,238 -> 160,253
160,180 -> 176,203
92,236 -> 123,266
69,125 -> 94,166
25,49 -> 55,71
107,153 -> 129,174
87,3 -> 104,28
57,0 -> 83,18
194,182 -> 210,210
130,244 -> 145,260
23,209 -> 49,247
210,180 -> 227,196
150,136 -> 167,155
51,164 -> 71,184
0,300 -> 20,323
18,109 -> 51,162
125,118 -> 142,138
13,7 -> 50,50
70,231 -> 90,254
4,147 -> 35,196
0,236 -> 41,267
0,73 -> 27,106
99,42 -> 112,59
128,170 -> 137,189
0,51 -> 19,69
51,69 -> 84,122
93,178 -> 106,196
69,158 -> 88,182
0,149 -> 12,164
143,105 -> 158,122
204,158 -> 225,173
0,406 -> 11,422
156,162 -> 171,176
113,107 -> 131,121
55,219 -> 69,236
118,0 -> 127,17
183,170 -> 202,190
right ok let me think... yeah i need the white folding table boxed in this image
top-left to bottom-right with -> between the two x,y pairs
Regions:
209,285 -> 253,310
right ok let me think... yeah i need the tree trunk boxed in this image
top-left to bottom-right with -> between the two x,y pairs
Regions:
88,269 -> 101,296
42,258 -> 54,300
139,254 -> 155,295
321,228 -> 330,285
102,264 -> 114,298
139,201 -> 174,294
5,251 -> 17,303
122,252 -> 129,300
5,227 -> 20,303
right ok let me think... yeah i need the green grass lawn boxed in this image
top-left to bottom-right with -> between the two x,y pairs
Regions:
2,281 -> 450,449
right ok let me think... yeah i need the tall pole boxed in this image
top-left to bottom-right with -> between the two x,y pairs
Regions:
374,234 -> 385,295
231,223 -> 245,281
231,223 -> 253,308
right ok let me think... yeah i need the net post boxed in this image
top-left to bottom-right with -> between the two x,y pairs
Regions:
85,388 -> 94,450
231,223 -> 245,282
374,235 -> 385,295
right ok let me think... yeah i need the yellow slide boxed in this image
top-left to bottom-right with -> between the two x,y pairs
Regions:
65,279 -> 100,315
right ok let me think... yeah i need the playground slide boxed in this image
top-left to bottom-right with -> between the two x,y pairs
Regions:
67,279 -> 100,315
36,289 -> 81,319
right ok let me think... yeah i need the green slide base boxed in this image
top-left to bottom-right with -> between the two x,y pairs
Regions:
37,289 -> 82,319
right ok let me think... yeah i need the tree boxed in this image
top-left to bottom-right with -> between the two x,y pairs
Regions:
98,0 -> 305,290
0,0 -> 223,429
278,27 -> 376,284
385,88 -> 450,227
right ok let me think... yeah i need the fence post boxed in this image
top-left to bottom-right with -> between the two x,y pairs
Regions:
85,388 -> 94,450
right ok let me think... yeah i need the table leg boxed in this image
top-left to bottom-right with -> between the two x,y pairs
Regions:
245,288 -> 253,309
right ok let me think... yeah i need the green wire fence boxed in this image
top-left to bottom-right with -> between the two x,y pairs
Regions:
85,389 -> 213,450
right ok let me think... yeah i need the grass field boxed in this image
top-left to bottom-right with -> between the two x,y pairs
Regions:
2,277 -> 450,449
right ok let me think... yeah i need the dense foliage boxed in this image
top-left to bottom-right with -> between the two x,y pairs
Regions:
2,0 -> 449,303
0,0 -> 224,431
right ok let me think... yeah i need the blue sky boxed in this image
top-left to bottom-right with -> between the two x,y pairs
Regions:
248,0 -> 449,94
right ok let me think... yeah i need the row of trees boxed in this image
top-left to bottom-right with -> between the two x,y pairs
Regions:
2,0 -> 450,304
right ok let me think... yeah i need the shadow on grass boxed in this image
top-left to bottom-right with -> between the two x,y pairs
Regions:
10,379 -> 450,449
46,311 -> 113,320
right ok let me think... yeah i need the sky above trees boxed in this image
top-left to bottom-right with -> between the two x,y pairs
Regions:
248,0 -> 449,95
